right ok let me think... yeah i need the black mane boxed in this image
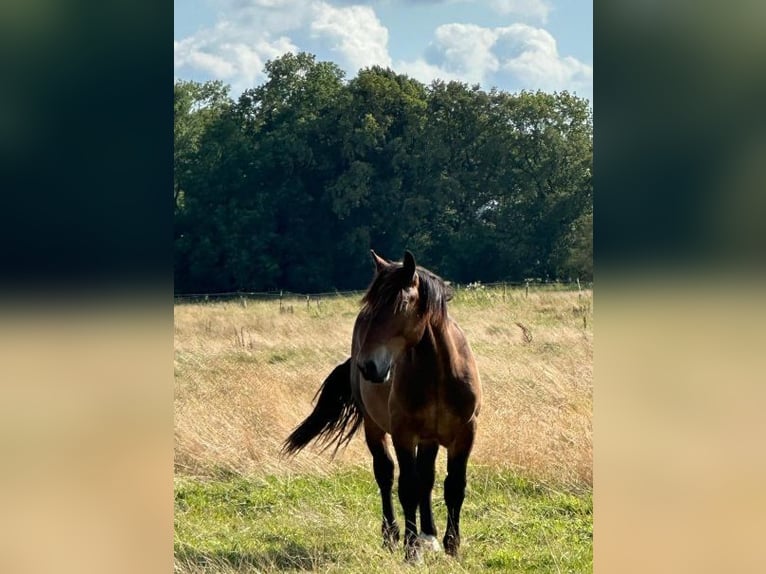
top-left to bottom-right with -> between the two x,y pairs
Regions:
361,262 -> 453,325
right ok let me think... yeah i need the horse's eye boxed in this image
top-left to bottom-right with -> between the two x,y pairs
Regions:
400,287 -> 417,308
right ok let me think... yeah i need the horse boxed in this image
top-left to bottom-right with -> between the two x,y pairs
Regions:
282,250 -> 482,563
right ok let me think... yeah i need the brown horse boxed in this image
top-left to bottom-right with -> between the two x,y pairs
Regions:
282,250 -> 482,562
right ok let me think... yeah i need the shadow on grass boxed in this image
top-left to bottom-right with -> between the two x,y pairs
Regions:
176,537 -> 332,571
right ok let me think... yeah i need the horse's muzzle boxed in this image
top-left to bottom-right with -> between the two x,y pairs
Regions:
358,360 -> 391,384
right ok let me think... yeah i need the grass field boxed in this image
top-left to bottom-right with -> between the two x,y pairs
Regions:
174,285 -> 593,572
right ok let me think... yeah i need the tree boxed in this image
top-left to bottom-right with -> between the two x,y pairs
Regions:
327,66 -> 429,287
488,90 -> 593,279
173,80 -> 230,211
236,53 -> 348,292
173,53 -> 593,293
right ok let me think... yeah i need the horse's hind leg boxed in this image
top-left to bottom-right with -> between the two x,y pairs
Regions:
363,416 -> 399,550
443,420 -> 476,556
416,441 -> 441,551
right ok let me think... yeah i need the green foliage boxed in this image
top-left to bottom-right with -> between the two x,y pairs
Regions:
175,467 -> 592,573
174,53 -> 593,294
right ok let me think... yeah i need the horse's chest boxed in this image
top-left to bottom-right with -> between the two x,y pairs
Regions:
360,379 -> 393,432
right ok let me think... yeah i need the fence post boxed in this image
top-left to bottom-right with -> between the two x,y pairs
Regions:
525,280 -> 529,298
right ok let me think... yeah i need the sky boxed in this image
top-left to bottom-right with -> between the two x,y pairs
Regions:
174,0 -> 592,103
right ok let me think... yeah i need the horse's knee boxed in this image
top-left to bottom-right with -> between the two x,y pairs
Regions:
444,474 -> 466,503
398,474 -> 419,508
372,454 -> 394,489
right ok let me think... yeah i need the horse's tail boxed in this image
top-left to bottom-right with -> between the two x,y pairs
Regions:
281,358 -> 362,458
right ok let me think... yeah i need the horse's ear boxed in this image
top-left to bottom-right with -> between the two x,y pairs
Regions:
370,249 -> 389,273
403,250 -> 416,284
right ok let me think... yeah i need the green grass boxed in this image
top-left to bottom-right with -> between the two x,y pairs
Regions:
175,466 -> 592,573
175,287 -> 592,571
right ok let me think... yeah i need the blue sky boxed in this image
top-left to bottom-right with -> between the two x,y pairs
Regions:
174,0 -> 592,103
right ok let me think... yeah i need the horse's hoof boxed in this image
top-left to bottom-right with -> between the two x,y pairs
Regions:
443,534 -> 460,556
382,523 -> 400,551
417,533 -> 442,552
404,545 -> 423,564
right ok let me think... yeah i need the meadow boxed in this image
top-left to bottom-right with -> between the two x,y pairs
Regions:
174,285 -> 593,572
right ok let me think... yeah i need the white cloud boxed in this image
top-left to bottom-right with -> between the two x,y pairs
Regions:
489,0 -> 552,22
309,3 -> 392,71
432,24 -> 500,85
394,58 -> 462,86
175,0 -> 392,92
399,0 -> 551,23
396,22 -> 591,98
495,24 -> 592,93
175,38 -> 238,78
174,1 -> 591,101
214,0 -> 310,33
174,19 -> 300,94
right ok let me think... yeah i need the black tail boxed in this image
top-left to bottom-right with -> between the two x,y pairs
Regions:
281,358 -> 362,457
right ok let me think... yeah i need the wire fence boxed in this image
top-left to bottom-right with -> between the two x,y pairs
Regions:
174,279 -> 593,304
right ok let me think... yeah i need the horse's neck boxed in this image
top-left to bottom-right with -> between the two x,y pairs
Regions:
416,318 -> 459,381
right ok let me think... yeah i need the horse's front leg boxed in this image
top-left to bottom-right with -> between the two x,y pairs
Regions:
392,432 -> 421,563
363,416 -> 399,550
443,420 -> 476,556
416,441 -> 440,551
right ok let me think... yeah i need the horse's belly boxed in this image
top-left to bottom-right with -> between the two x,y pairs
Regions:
360,379 -> 392,433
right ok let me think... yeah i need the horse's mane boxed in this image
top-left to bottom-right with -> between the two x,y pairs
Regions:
361,262 -> 453,326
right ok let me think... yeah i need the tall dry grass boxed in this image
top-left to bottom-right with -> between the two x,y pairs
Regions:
174,286 -> 592,489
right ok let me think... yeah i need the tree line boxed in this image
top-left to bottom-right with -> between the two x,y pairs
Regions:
174,52 -> 592,294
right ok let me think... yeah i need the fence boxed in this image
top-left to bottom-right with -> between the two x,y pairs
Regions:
173,279 -> 593,305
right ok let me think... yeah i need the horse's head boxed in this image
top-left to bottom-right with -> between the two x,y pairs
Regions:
356,249 -> 450,383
